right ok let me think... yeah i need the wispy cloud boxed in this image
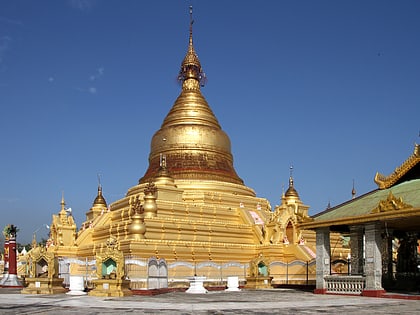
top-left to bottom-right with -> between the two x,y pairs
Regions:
0,197 -> 19,204
89,66 -> 104,81
74,86 -> 98,95
71,67 -> 104,95
0,16 -> 23,26
68,0 -> 97,11
0,36 -> 11,63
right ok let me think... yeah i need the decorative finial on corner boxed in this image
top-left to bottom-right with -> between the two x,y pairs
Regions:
415,142 -> 420,156
415,131 -> 420,155
351,179 -> 356,199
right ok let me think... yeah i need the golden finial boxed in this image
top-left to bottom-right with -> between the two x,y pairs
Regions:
60,191 -> 66,212
178,6 -> 206,87
288,165 -> 295,189
289,165 -> 294,182
285,165 -> 299,198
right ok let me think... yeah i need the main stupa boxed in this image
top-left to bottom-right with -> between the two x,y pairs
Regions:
43,8 -> 320,289
139,12 -> 245,189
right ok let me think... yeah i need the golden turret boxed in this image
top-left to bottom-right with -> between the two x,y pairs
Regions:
139,7 -> 243,186
93,185 -> 107,208
50,195 -> 76,248
85,184 -> 108,221
285,176 -> 299,198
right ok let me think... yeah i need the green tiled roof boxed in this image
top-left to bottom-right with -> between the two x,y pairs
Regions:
313,179 -> 420,222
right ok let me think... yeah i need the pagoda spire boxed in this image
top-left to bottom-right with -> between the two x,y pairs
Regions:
178,6 -> 206,88
59,192 -> 70,224
93,174 -> 107,207
285,165 -> 299,198
189,5 -> 193,46
60,191 -> 66,214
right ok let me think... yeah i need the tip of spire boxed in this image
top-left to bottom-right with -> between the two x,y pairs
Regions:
61,191 -> 65,205
60,191 -> 66,213
178,5 -> 206,87
189,6 -> 194,45
285,166 -> 299,198
289,165 -> 294,186
97,173 -> 102,189
189,5 -> 193,23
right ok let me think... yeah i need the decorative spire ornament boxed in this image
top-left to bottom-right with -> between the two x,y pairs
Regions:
177,5 -> 206,87
285,165 -> 299,198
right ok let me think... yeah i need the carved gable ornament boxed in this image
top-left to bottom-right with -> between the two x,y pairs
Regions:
371,192 -> 412,214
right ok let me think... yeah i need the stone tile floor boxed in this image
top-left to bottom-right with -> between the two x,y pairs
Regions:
0,288 -> 419,314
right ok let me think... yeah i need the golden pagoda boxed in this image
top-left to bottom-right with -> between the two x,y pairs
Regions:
36,8 -> 349,291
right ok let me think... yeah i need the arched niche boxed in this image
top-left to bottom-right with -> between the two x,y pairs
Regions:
286,221 -> 294,244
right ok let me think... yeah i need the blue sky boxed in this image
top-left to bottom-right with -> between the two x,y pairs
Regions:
1,0 -> 419,244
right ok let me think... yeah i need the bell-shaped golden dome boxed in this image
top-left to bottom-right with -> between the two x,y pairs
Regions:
93,185 -> 107,207
139,10 -> 243,185
285,176 -> 299,198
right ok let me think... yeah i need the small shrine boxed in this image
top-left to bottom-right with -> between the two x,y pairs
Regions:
245,253 -> 273,289
88,237 -> 132,297
21,240 -> 66,294
48,195 -> 77,256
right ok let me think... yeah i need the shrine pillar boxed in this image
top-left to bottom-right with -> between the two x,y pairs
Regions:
0,225 -> 23,287
362,222 -> 385,296
382,228 -> 394,288
7,237 -> 17,275
314,227 -> 330,294
349,225 -> 364,275
3,239 -> 9,274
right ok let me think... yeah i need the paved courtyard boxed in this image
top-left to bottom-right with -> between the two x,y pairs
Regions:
0,288 -> 419,314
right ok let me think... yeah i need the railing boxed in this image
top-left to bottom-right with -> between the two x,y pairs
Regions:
270,260 -> 316,285
325,275 -> 365,295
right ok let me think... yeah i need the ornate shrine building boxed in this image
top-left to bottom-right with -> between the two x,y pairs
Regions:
300,144 -> 420,296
